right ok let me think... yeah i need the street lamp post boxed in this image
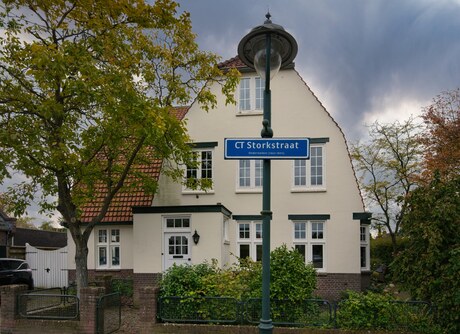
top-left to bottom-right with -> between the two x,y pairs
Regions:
238,13 -> 297,334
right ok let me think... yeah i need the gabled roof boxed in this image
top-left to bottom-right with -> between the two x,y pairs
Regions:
218,56 -> 248,71
80,106 -> 189,224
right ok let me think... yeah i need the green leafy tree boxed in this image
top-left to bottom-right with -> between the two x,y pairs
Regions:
392,175 -> 460,334
0,0 -> 238,293
351,119 -> 423,252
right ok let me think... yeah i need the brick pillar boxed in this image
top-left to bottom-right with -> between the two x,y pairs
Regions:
0,284 -> 28,334
79,286 -> 105,334
139,286 -> 159,332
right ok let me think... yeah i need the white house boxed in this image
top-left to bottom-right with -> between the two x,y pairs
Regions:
67,56 -> 371,301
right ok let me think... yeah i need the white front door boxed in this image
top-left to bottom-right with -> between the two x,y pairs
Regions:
164,232 -> 191,271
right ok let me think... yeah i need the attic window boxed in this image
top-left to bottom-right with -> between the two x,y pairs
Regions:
238,77 -> 263,113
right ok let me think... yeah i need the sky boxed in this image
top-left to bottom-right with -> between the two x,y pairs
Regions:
177,0 -> 460,140
3,0 -> 460,225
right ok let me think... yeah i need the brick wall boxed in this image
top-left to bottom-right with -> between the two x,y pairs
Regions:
133,273 -> 162,306
68,269 -> 134,284
315,273 -> 362,301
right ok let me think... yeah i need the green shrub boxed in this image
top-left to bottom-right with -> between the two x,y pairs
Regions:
270,244 -> 316,301
159,245 -> 317,302
159,262 -> 215,297
337,290 -> 441,333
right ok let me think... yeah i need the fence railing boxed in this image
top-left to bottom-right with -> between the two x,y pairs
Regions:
245,298 -> 334,327
96,292 -> 121,334
17,288 -> 79,320
159,297 -> 333,326
159,296 -> 241,324
158,296 -> 434,330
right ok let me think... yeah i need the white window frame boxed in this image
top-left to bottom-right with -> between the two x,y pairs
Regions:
236,159 -> 263,192
360,225 -> 370,270
184,149 -> 214,193
223,218 -> 229,244
96,228 -> 121,270
292,221 -> 326,272
292,144 -> 326,192
237,221 -> 263,261
238,76 -> 264,114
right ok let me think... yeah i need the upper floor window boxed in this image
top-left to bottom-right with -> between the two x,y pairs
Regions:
293,145 -> 325,190
185,150 -> 213,191
239,77 -> 263,113
238,159 -> 263,190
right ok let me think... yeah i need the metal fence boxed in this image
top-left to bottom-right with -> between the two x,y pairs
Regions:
158,297 -> 333,326
158,296 -> 433,330
159,296 -> 241,324
96,292 -> 121,334
245,298 -> 334,327
17,287 -> 79,320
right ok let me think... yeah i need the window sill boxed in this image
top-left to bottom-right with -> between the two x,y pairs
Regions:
182,190 -> 215,195
291,188 -> 327,193
95,268 -> 121,271
236,111 -> 263,116
235,189 -> 263,194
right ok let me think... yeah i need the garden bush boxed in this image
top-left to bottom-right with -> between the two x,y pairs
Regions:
159,245 -> 316,301
336,290 -> 441,333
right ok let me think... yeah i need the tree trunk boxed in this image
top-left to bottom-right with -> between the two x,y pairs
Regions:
74,236 -> 89,296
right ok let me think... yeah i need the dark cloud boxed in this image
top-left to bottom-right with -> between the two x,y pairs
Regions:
178,0 -> 460,139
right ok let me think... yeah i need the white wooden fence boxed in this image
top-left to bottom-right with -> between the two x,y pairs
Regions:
26,243 -> 68,288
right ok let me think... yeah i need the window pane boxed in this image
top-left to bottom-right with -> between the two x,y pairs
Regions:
111,229 -> 120,243
294,244 -> 306,262
239,223 -> 250,239
256,244 -> 263,261
201,151 -> 212,179
312,244 -> 323,269
240,244 -> 250,259
255,77 -> 264,110
361,246 -> 367,268
183,218 -> 190,228
311,147 -> 323,186
311,222 -> 324,239
255,160 -> 263,187
360,226 -> 367,241
255,223 -> 262,239
239,78 -> 251,110
98,230 -> 107,243
99,247 -> 107,266
239,160 -> 251,187
294,222 -> 306,239
294,160 -> 307,186
166,219 -> 174,228
111,246 -> 120,266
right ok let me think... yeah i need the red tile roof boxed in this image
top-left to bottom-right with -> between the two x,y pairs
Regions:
80,106 -> 189,224
218,56 -> 249,71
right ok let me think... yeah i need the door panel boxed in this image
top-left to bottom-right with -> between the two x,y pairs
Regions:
164,232 -> 191,271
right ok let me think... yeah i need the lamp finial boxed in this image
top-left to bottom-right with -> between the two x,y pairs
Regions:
265,11 -> 272,24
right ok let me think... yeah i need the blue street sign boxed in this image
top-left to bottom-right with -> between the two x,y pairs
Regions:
224,138 -> 310,160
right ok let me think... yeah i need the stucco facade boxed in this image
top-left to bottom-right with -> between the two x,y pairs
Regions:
68,60 -> 371,300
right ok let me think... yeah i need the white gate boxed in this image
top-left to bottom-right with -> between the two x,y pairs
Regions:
26,243 -> 68,288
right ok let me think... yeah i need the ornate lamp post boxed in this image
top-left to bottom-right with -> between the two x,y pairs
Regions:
238,13 -> 297,334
